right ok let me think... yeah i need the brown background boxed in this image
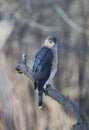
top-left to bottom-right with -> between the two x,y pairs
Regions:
0,0 -> 89,130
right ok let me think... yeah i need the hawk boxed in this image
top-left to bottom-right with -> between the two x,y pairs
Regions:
32,36 -> 58,108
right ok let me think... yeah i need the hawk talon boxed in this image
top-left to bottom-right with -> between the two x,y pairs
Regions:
43,84 -> 51,94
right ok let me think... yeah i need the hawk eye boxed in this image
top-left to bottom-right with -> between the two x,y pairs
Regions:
49,40 -> 52,44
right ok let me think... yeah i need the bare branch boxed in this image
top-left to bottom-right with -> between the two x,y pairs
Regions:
14,13 -> 62,32
15,54 -> 89,130
46,86 -> 89,130
53,4 -> 88,34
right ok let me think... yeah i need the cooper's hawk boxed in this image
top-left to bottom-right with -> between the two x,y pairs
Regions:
32,36 -> 58,108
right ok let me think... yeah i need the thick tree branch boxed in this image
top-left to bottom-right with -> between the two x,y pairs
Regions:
46,86 -> 89,130
15,54 -> 89,130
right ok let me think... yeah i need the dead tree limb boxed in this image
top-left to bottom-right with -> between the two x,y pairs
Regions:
16,54 -> 89,130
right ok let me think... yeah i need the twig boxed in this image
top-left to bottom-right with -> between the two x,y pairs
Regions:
53,4 -> 88,34
14,13 -> 62,32
15,54 -> 89,130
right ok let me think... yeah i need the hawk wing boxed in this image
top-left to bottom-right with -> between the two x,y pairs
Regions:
32,46 -> 53,90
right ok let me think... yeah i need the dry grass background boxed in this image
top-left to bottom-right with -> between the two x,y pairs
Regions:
0,0 -> 89,130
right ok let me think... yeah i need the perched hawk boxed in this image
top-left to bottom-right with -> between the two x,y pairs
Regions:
32,36 -> 58,108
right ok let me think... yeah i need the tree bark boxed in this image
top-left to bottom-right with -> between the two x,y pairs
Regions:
16,54 -> 89,130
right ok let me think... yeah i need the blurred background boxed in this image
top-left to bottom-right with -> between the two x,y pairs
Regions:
0,0 -> 89,130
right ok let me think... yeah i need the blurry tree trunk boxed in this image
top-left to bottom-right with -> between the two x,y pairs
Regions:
67,0 -> 89,122
69,0 -> 88,107
0,19 -> 14,49
78,0 -> 89,113
0,52 -> 26,130
0,17 -> 26,130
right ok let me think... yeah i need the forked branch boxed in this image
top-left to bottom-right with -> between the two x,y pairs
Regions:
15,54 -> 89,130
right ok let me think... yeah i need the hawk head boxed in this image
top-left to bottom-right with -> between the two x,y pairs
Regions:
44,36 -> 57,48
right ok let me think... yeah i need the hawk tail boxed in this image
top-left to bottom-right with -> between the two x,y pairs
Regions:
38,90 -> 43,108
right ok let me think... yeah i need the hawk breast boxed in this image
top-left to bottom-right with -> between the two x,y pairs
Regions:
32,46 -> 53,80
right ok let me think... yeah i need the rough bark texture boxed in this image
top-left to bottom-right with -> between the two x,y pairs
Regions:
16,54 -> 89,130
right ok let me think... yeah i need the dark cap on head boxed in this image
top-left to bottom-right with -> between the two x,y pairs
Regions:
47,36 -> 57,43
